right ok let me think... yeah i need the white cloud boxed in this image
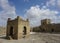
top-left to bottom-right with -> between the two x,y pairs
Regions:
0,0 -> 17,26
25,5 -> 59,27
57,0 -> 60,7
46,0 -> 60,7
46,0 -> 56,6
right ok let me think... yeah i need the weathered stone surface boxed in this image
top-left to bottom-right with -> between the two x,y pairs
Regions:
33,19 -> 60,32
6,16 -> 30,39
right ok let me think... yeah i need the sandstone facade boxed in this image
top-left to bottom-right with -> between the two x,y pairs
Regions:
6,16 -> 30,39
33,19 -> 60,33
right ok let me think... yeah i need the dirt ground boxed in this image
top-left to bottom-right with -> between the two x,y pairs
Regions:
0,32 -> 60,43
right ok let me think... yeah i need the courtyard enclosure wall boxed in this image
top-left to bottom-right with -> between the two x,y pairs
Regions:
33,19 -> 60,32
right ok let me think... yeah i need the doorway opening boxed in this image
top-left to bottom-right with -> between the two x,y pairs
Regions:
10,26 -> 13,36
51,29 -> 54,32
23,26 -> 27,35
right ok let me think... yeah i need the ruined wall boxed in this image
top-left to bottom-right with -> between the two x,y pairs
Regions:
40,24 -> 60,32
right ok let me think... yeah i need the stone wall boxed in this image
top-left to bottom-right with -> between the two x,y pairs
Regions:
6,16 -> 30,40
32,19 -> 60,33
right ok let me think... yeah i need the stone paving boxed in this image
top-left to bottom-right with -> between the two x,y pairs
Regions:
0,32 -> 60,43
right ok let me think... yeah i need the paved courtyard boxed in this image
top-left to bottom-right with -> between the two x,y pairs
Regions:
0,32 -> 60,43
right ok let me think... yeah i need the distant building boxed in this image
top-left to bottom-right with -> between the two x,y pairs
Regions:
6,16 -> 30,40
41,19 -> 51,25
33,19 -> 60,33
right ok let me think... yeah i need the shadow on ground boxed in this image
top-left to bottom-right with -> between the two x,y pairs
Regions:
0,36 -> 6,39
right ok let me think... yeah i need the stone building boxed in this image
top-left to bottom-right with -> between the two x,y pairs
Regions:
33,19 -> 60,33
41,19 -> 51,25
6,16 -> 30,39
40,19 -> 60,32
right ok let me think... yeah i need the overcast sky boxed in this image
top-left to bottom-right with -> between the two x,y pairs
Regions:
0,0 -> 60,27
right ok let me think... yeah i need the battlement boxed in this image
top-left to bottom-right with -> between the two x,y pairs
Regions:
7,16 -> 29,22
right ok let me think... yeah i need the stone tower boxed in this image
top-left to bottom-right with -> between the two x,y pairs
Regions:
41,19 -> 51,25
6,16 -> 30,39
